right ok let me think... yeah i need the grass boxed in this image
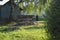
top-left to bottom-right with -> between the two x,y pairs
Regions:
0,21 -> 51,40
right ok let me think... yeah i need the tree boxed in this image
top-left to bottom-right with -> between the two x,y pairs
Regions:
8,0 -> 49,21
45,0 -> 60,39
9,0 -> 22,21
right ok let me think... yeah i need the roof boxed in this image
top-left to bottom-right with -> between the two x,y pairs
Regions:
0,0 -> 9,5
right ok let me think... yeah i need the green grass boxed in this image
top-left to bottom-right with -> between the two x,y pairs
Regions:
0,21 -> 51,40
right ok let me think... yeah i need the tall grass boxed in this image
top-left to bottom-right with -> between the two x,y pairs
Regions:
0,21 -> 51,40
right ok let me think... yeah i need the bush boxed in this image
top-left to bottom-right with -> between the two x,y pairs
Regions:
45,0 -> 60,40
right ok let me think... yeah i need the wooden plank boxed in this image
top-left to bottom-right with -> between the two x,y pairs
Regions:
15,15 -> 36,25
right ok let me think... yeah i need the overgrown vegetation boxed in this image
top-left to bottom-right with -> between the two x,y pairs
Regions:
1,0 -> 60,40
0,21 -> 51,40
45,0 -> 60,40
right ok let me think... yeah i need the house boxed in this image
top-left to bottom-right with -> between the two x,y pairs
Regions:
0,0 -> 21,22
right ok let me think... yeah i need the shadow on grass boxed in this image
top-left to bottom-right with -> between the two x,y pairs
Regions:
0,26 -> 19,32
24,27 -> 45,30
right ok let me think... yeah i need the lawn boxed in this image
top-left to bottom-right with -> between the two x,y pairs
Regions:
0,21 -> 51,40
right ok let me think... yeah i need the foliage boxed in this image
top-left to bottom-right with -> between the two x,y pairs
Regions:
45,0 -> 60,40
0,21 -> 51,40
19,0 -> 50,15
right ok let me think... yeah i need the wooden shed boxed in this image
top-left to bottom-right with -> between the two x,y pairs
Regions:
0,0 -> 21,22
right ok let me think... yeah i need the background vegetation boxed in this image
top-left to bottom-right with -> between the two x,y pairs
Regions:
0,21 -> 51,40
1,0 -> 60,40
45,0 -> 60,40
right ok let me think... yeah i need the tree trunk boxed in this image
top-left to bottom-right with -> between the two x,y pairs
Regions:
36,15 -> 38,21
9,0 -> 23,22
9,0 -> 14,21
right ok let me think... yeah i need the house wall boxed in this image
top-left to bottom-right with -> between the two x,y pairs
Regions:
0,6 -> 1,20
0,3 -> 21,20
1,3 -> 11,19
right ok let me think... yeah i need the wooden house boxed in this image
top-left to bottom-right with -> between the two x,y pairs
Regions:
0,0 -> 21,22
